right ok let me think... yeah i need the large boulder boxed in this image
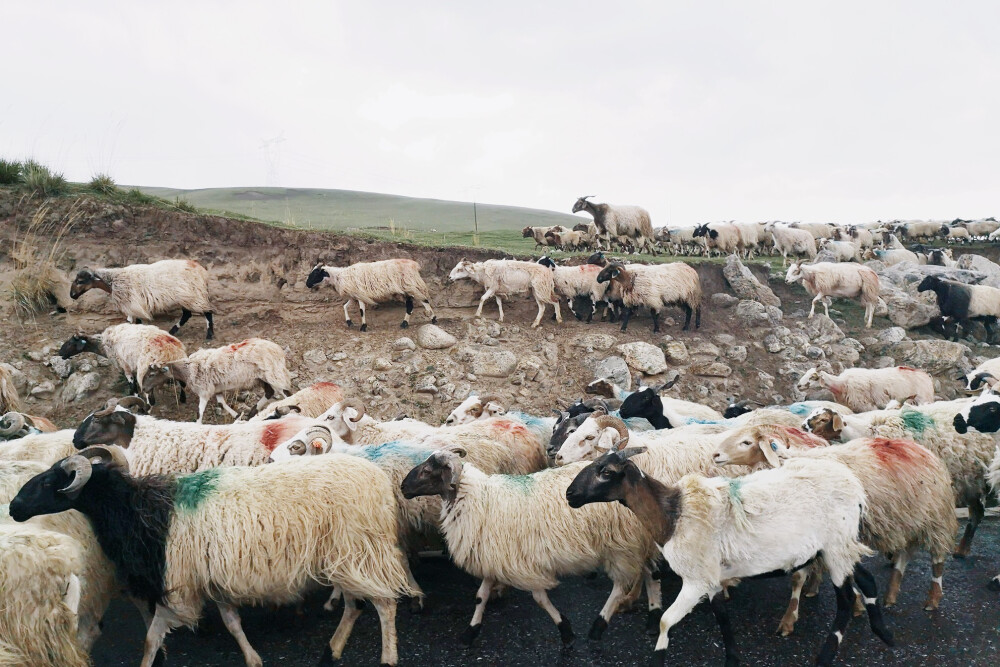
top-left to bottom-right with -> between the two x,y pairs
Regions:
61,371 -> 102,403
878,282 -> 940,329
573,333 -> 618,351
473,349 -> 518,378
888,339 -> 970,375
594,356 -> 631,389
618,342 -> 668,376
798,315 -> 845,346
735,300 -> 783,329
723,256 -> 781,307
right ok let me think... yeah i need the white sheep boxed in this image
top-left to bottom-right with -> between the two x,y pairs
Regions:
963,357 -> 1000,393
443,393 -> 506,426
864,247 -> 919,266
536,257 -> 609,321
10,446 -> 418,667
796,366 -> 934,412
306,258 -> 436,331
0,429 -> 76,465
70,259 -> 215,339
818,238 -> 861,262
692,223 -> 740,257
566,448 -> 893,666
785,261 -> 881,327
142,338 -> 293,422
733,222 -> 762,258
248,381 -> 344,420
766,223 -> 818,266
893,220 -> 943,243
962,218 -> 1000,238
572,196 -> 656,254
401,444 -> 660,646
596,261 -> 702,332
58,324 -> 188,405
805,398 -> 996,557
449,258 -> 561,327
942,225 -> 971,244
790,221 -> 836,240
713,426 -> 957,633
545,229 -> 590,251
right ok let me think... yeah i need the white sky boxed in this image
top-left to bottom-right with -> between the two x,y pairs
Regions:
2,1 -> 998,225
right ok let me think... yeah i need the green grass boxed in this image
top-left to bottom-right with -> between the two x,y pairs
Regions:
0,159 -> 22,185
21,161 -> 67,197
88,173 -> 116,195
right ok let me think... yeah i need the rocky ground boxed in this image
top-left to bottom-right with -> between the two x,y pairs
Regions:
2,191 -> 999,427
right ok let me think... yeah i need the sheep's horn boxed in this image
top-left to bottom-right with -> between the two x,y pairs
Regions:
58,455 -> 93,496
0,412 -> 26,437
478,394 -> 503,407
116,396 -> 150,414
616,446 -> 648,461
296,425 -> 334,452
592,414 -> 629,450
93,397 -> 121,418
77,445 -> 130,473
275,405 -> 302,416
340,399 -> 366,423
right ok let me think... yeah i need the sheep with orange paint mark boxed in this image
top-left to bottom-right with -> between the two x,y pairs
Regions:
714,425 -> 956,634
249,382 -> 344,421
797,366 -> 934,412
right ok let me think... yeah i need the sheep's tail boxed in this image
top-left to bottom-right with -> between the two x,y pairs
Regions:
859,268 -> 880,306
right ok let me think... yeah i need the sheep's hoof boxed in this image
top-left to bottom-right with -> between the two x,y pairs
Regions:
987,578 -> 1000,592
649,649 -> 666,667
360,323 -> 368,332
588,616 -> 607,640
317,645 -> 336,666
400,321 -> 409,329
557,618 -> 574,645
153,649 -> 168,667
206,331 -> 214,341
460,623 -> 481,646
645,609 -> 661,635
431,316 -> 438,324
168,325 -> 180,335
408,596 -> 424,614
345,320 -> 353,328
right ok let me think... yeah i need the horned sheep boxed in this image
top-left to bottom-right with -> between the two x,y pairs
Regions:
566,448 -> 893,667
785,261 -> 881,327
713,426 -> 957,632
70,259 -> 215,339
797,366 -> 933,412
58,324 -> 187,405
572,196 -> 656,254
306,258 -> 436,331
401,445 -> 660,646
142,337 -> 293,423
595,261 -> 702,333
10,445 -> 417,667
449,258 -> 561,327
249,381 -> 344,420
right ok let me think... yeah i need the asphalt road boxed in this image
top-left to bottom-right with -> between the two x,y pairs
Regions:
92,518 -> 1000,666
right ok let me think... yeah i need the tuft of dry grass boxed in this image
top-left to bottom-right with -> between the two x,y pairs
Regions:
7,202 -> 80,320
20,160 -> 68,197
0,158 -> 22,185
88,172 -> 116,195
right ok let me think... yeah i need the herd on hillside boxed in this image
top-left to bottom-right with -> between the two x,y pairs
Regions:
1,195 -> 1000,667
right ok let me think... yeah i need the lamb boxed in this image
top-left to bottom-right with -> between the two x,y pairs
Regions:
401,444 -> 659,646
537,256 -> 608,322
449,258 -> 561,327
72,399 -> 321,475
595,261 -> 702,332
963,357 -> 1000,392
713,426 -> 957,633
249,381 -> 344,420
572,196 -> 656,254
306,258 -> 436,331
796,366 -> 933,412
545,229 -> 590,251
927,248 -> 958,266
141,338 -> 293,422
58,324 -> 188,405
917,274 -> 1000,343
10,445 -> 417,667
522,225 -> 568,249
566,448 -> 893,667
70,259 -> 215,339
804,398 -> 996,557
766,223 -> 818,266
818,238 -> 861,262
785,261 -> 881,327
692,223 -> 740,257
616,386 -> 723,429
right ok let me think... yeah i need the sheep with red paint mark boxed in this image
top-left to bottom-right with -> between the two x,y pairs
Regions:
71,398 -> 320,475
141,338 -> 293,423
714,426 -> 957,634
797,366 -> 934,412
58,324 -> 188,406
249,381 -> 344,421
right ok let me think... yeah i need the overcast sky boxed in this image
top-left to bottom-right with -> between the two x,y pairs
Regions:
3,1 -> 998,225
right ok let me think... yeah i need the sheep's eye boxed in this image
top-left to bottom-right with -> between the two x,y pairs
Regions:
585,434 -> 594,441
290,443 -> 304,454
740,441 -> 751,448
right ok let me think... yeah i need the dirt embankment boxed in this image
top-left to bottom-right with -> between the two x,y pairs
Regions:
0,191 -> 976,429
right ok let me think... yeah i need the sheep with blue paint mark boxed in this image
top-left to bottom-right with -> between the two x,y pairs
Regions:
10,445 -> 416,667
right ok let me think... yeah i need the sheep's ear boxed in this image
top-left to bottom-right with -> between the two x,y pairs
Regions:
832,412 -> 845,433
758,438 -> 782,467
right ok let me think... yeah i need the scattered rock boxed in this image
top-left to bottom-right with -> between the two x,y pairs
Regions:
889,340 -> 969,375
688,340 -> 721,358
723,256 -> 781,307
47,356 -> 73,379
516,356 -> 544,382
713,334 -> 737,348
330,352 -> 348,362
302,348 -> 327,365
710,293 -> 739,309
393,337 -> 416,351
726,346 -> 748,363
618,342 -> 668,376
877,327 -> 907,345
735,300 -> 783,329
61,371 -> 102,403
30,381 -> 55,397
594,356 -> 631,389
373,358 -> 393,371
573,333 -> 618,351
473,349 -> 518,378
689,361 -> 732,377
662,340 -> 689,365
416,324 -> 457,350
805,346 -> 824,360
764,335 -> 784,354
800,315 -> 845,345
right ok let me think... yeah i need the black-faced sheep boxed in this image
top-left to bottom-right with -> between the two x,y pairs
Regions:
917,274 -> 1000,343
596,262 -> 701,332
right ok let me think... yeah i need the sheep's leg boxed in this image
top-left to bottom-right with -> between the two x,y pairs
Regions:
402,296 -> 414,328
777,567 -> 809,636
462,578 -> 493,645
809,293 -> 823,318
885,547 -> 913,607
217,602 -> 263,667
955,496 -> 985,557
531,589 -> 574,645
216,394 -> 239,418
370,597 -> 399,667
650,308 -> 661,333
852,564 -> 894,646
322,594 -> 364,663
803,563 -> 823,597
495,296 -> 504,322
681,304 -> 693,331
531,298 -> 546,328
652,581 -> 712,664
589,580 -> 627,640
475,287 -> 496,318
924,560 -> 945,610
205,312 -> 215,340
553,299 -> 562,324
358,301 -> 368,332
816,577 -> 855,667
139,606 -> 178,667
169,308 -> 193,336
586,297 -> 597,323
323,586 -> 343,612
709,593 -> 740,667
196,395 -> 209,424
343,299 -> 355,327
822,296 -> 832,318
644,566 -> 663,635
619,307 -> 633,333
865,303 -> 875,328
421,299 -> 436,324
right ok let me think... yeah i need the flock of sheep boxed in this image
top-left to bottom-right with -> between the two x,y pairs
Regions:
1,200 -> 1000,667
